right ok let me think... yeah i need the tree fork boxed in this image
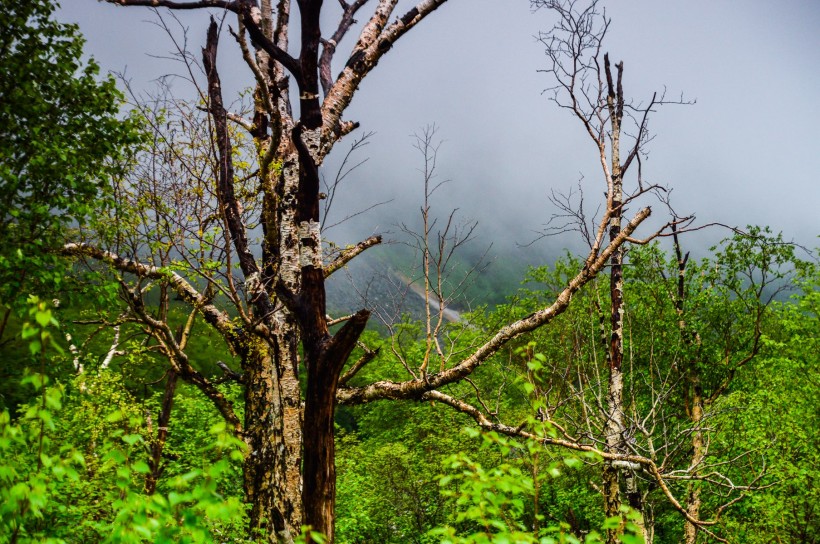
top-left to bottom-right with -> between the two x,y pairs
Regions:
302,309 -> 370,541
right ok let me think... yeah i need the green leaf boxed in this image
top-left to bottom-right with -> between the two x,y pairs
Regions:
35,308 -> 52,327
563,457 -> 582,469
122,433 -> 142,446
28,340 -> 42,355
168,491 -> 185,507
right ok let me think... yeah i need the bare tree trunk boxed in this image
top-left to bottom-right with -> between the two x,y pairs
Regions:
601,53 -> 651,544
625,471 -> 650,542
288,122 -> 372,542
602,285 -> 625,538
602,413 -> 624,543
673,227 -> 704,544
300,310 -> 369,542
145,281 -> 176,496
243,336 -> 303,543
602,53 -> 627,544
683,383 -> 705,544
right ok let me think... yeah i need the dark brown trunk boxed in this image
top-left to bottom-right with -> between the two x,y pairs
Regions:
296,0 -> 324,129
301,309 -> 369,542
145,369 -> 178,495
288,112 -> 372,542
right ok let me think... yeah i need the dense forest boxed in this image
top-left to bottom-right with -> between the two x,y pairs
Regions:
1,1 -> 817,543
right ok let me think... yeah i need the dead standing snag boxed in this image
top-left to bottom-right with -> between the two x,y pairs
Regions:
69,0 -> 686,542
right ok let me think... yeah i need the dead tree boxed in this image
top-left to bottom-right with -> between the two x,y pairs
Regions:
63,1 -> 676,542
530,0 -> 686,538
506,3 -> 799,526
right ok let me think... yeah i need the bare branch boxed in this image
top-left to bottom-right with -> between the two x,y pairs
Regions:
62,243 -> 247,345
324,235 -> 382,277
106,0 -> 237,9
321,0 -> 450,146
319,0 -> 370,96
337,206 -> 653,404
339,342 -> 380,385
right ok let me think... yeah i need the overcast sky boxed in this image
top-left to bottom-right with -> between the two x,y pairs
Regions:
59,1 -> 820,261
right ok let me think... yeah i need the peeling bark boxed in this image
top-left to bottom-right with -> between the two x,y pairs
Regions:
602,52 -> 627,544
600,53 -> 649,544
243,339 -> 303,542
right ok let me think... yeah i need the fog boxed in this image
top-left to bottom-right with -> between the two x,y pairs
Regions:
60,0 -> 820,273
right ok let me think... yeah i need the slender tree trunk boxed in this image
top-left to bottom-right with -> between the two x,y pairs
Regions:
145,369 -> 178,495
625,471 -> 651,542
599,54 -> 651,544
602,371 -> 625,544
673,226 -> 704,544
683,384 -> 705,544
602,53 -> 626,544
145,281 -> 175,496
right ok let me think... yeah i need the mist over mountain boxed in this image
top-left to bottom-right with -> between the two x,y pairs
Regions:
323,209 -> 557,325
59,0 -> 820,319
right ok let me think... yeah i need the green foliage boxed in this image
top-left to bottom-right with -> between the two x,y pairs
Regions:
429,430 -> 642,544
2,217 -> 816,544
469,231 -> 817,542
99,419 -> 247,544
335,394 -> 470,543
294,526 -> 328,544
0,378 -> 85,544
711,269 -> 819,542
0,0 -> 141,309
0,297 -> 83,542
147,382 -> 246,500
0,298 -> 249,543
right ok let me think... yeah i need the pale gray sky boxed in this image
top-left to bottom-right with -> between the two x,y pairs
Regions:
59,1 -> 820,259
